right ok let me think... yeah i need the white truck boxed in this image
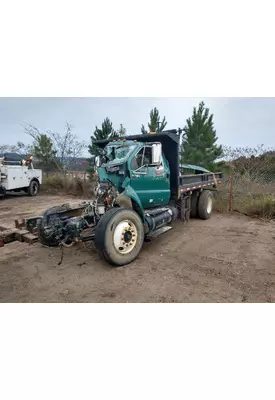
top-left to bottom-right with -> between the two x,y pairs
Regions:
0,157 -> 42,198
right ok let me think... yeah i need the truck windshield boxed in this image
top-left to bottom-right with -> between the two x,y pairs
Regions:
105,144 -> 136,164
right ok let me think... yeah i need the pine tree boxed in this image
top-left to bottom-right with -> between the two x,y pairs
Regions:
117,124 -> 126,137
21,123 -> 60,172
112,124 -> 127,138
89,117 -> 116,156
141,107 -> 167,134
32,134 -> 57,171
181,102 -> 223,170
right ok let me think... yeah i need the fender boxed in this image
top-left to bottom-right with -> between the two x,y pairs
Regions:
116,185 -> 145,221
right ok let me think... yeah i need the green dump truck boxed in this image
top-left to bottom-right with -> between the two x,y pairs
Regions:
35,129 -> 223,266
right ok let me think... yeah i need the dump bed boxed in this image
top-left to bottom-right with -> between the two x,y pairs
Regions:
179,172 -> 223,193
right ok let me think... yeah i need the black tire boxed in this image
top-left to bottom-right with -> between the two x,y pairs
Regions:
198,190 -> 213,220
28,180 -> 39,196
37,205 -> 70,247
190,191 -> 199,218
95,208 -> 144,267
37,218 -> 59,247
0,185 -> 6,198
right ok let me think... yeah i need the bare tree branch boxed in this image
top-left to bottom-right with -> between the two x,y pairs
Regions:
21,121 -> 88,174
49,122 -> 88,173
0,144 -> 20,154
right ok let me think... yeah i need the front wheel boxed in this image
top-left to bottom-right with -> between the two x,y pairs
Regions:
0,185 -> 6,198
95,208 -> 144,266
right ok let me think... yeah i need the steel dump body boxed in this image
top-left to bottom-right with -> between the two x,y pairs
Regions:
179,172 -> 223,193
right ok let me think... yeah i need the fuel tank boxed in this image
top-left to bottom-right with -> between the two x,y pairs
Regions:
145,205 -> 178,233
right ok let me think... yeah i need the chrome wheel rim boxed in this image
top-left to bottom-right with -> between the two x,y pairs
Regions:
207,196 -> 213,213
113,220 -> 138,254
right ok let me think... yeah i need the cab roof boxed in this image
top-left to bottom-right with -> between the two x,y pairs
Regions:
93,129 -> 181,148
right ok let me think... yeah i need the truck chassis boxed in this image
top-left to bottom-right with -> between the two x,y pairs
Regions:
29,129 -> 223,266
29,172 -> 222,266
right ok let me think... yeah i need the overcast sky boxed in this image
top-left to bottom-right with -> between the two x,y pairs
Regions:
0,97 -> 274,150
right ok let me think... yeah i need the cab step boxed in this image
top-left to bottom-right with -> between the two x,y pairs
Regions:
147,225 -> 172,238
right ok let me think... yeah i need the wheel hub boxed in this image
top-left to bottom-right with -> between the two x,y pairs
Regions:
123,231 -> 132,243
113,220 -> 138,254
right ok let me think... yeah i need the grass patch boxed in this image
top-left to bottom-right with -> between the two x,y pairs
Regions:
41,174 -> 94,197
241,195 -> 275,218
213,196 -> 229,213
214,184 -> 275,219
213,185 -> 229,213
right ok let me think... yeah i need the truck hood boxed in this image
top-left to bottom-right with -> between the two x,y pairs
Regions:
97,164 -> 126,192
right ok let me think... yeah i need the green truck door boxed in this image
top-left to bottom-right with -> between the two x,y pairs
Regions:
129,146 -> 170,208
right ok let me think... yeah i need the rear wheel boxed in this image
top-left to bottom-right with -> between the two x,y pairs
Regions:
190,191 -> 199,218
95,208 -> 144,266
28,180 -> 39,196
198,190 -> 213,220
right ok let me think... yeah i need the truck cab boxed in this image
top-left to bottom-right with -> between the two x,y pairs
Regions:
95,129 -> 183,214
97,139 -> 171,209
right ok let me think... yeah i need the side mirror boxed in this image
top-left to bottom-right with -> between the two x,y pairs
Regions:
94,156 -> 100,168
152,143 -> 162,165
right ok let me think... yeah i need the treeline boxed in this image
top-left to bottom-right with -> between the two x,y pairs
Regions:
89,102 -> 223,171
1,101 -> 273,176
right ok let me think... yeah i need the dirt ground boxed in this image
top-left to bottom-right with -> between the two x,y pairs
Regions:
1,194 -> 275,303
